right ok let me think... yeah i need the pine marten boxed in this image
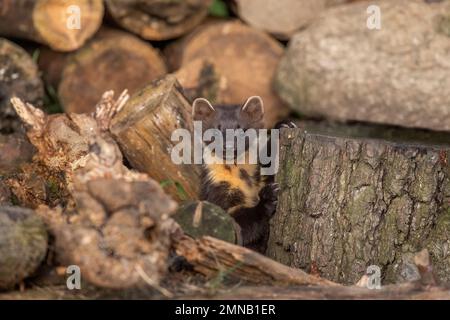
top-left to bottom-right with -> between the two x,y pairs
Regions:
192,96 -> 293,253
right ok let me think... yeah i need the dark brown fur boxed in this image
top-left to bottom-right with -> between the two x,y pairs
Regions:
193,96 -> 279,253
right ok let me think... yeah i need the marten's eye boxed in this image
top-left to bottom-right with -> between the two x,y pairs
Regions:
237,125 -> 241,129
217,125 -> 221,130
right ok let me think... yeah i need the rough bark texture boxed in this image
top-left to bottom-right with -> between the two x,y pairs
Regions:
10,93 -> 178,290
0,206 -> 48,290
173,201 -> 239,244
166,21 -> 289,128
275,0 -> 450,131
0,0 -> 104,52
267,128 -> 450,285
58,28 -> 167,114
173,234 -> 336,287
5,90 -> 129,210
106,0 -> 212,41
111,75 -> 201,202
0,38 -> 43,133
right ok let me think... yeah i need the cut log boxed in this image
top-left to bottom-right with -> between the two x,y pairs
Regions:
0,0 -> 104,52
0,38 -> 44,133
0,206 -> 48,290
267,127 -> 450,285
111,75 -> 201,202
37,47 -> 68,89
172,233 -> 336,287
6,90 -> 131,209
173,201 -> 240,244
232,0 -> 326,39
106,0 -> 212,41
10,93 -> 178,290
166,21 -> 289,128
232,0 -> 365,39
38,177 -> 177,290
231,0 -> 364,39
275,0 -> 450,131
173,58 -> 221,104
58,28 -> 167,114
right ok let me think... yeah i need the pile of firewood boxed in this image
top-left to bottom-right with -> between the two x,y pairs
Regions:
1,0 -> 450,299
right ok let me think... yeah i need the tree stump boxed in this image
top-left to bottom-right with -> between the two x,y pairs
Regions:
0,206 -> 48,290
0,0 -> 104,52
267,127 -> 450,285
0,38 -> 44,133
106,0 -> 212,41
58,28 -> 167,114
111,75 -> 201,202
275,0 -> 450,131
166,21 -> 289,128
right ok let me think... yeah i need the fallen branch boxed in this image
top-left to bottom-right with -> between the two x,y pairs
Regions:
172,233 -> 337,287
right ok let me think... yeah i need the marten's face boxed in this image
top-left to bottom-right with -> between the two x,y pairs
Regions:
192,96 -> 265,161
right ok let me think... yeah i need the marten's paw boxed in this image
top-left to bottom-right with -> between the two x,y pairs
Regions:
259,183 -> 280,217
275,120 -> 297,129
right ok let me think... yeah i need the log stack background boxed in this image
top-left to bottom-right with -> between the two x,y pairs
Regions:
0,0 -> 450,299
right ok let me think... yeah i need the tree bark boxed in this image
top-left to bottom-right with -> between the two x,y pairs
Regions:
10,93 -> 178,290
173,234 -> 336,287
110,75 -> 201,202
275,0 -> 450,131
0,0 -> 104,52
267,127 -> 450,285
0,206 -> 48,290
57,28 -> 167,114
166,21 -> 289,128
106,0 -> 212,41
0,38 -> 43,133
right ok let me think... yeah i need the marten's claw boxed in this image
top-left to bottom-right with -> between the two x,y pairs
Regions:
275,120 -> 297,129
260,182 -> 279,201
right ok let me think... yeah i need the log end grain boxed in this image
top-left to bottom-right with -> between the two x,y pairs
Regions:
106,0 -> 212,41
58,29 -> 167,114
0,38 -> 44,133
166,21 -> 289,128
33,0 -> 104,52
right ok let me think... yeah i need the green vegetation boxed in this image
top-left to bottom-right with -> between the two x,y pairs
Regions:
209,0 -> 229,18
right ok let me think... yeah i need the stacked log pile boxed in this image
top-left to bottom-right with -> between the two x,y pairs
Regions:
0,0 -> 449,300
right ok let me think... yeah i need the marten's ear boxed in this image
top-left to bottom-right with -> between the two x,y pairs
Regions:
192,98 -> 215,122
241,96 -> 264,123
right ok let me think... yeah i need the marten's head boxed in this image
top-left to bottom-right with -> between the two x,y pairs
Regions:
192,96 -> 265,161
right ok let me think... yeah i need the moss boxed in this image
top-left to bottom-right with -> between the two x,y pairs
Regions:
173,201 -> 237,244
